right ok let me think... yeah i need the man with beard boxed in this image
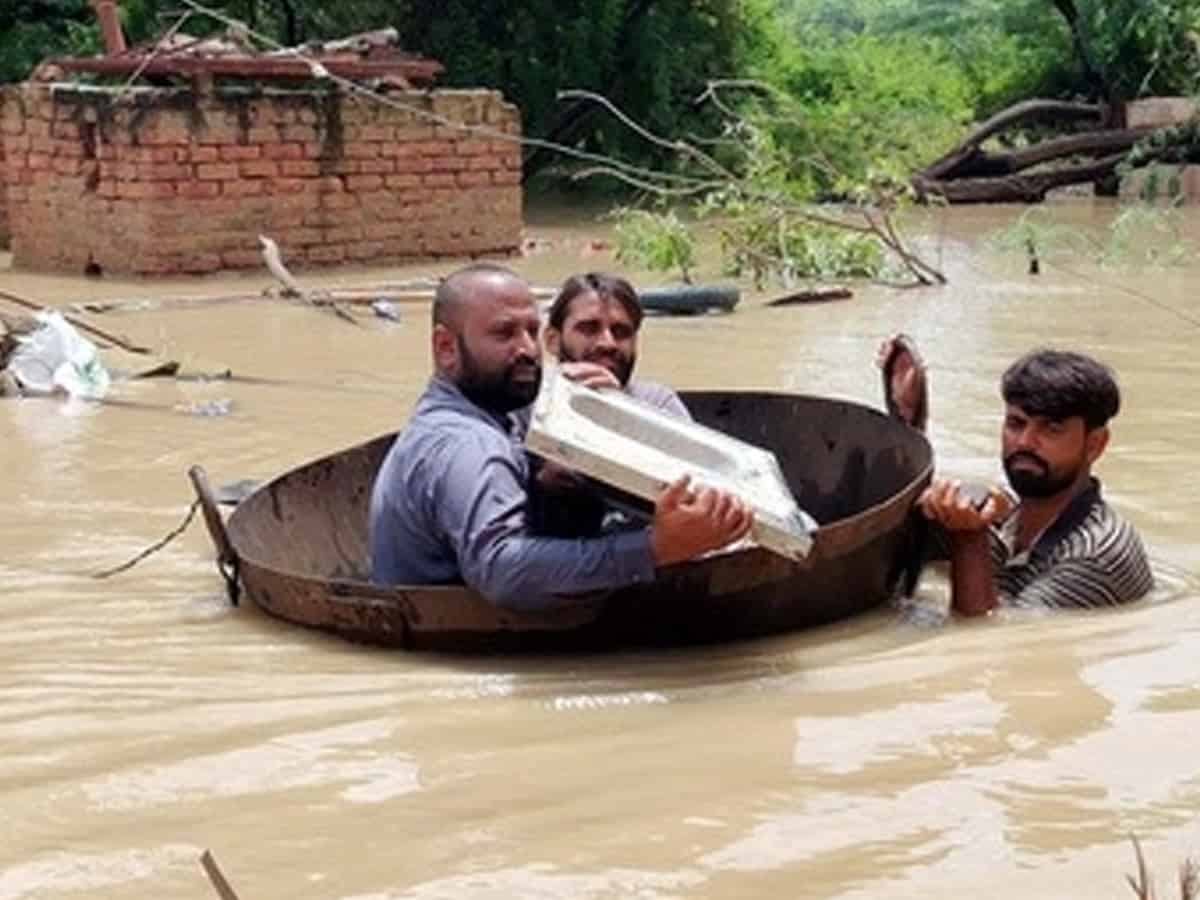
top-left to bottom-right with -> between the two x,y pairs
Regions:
543,272 -> 690,418
368,263 -> 753,609
914,348 -> 1153,614
527,272 -> 690,537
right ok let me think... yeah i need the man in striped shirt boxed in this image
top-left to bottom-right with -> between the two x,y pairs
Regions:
912,348 -> 1153,614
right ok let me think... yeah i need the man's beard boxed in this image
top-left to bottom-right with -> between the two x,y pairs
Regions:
455,335 -> 541,414
1003,451 -> 1080,499
560,345 -> 636,387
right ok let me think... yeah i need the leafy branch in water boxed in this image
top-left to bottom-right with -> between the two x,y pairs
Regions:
561,82 -> 946,289
611,209 -> 697,285
986,204 -> 1195,273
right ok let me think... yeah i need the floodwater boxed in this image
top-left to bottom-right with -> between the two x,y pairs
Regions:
2,199 -> 1199,899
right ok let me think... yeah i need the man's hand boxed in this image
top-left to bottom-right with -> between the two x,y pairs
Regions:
917,478 -> 1013,533
560,361 -> 620,390
649,475 -> 754,567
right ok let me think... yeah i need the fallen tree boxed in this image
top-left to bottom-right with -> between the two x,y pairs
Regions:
912,99 -> 1156,203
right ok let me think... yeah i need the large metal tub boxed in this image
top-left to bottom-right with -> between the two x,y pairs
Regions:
196,391 -> 933,652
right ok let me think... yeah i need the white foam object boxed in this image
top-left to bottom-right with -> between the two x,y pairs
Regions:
8,311 -> 111,399
525,364 -> 816,561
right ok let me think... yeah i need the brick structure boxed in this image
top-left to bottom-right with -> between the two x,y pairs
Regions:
0,83 -> 522,274
0,91 -> 8,249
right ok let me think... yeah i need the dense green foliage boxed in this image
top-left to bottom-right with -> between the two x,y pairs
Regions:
0,0 -> 769,169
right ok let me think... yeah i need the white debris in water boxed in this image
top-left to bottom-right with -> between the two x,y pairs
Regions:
550,691 -> 669,712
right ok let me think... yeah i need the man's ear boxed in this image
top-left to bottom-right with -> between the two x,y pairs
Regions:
432,323 -> 459,374
1085,425 -> 1110,466
543,326 -> 562,357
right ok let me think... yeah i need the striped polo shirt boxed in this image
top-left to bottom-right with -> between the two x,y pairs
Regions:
990,478 -> 1153,609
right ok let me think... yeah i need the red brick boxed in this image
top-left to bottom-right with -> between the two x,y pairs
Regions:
281,124 -> 318,142
180,253 -> 222,273
188,146 -> 219,163
26,153 -> 51,171
222,179 -> 266,197
359,125 -> 394,141
430,156 -> 469,173
245,126 -> 280,144
52,157 -> 84,176
280,160 -> 320,177
306,244 -> 346,263
240,160 -> 279,178
394,156 -> 434,174
346,174 -> 383,192
197,126 -> 239,145
51,121 -> 81,140
346,240 -> 387,260
302,141 -> 326,159
358,159 -> 394,175
323,225 -> 363,243
456,139 -> 491,156
317,176 -> 344,193
144,163 -> 192,181
270,178 -> 309,194
469,154 -> 504,171
492,170 -> 521,186
263,142 -> 304,160
385,173 -> 422,189
196,163 -> 238,180
280,227 -> 323,246
221,249 -> 264,268
423,173 -> 456,188
30,137 -> 57,155
457,171 -> 491,187
100,161 -> 139,181
220,145 -> 261,161
117,181 -> 176,199
316,192 -> 357,210
345,142 -> 381,160
178,180 -> 221,199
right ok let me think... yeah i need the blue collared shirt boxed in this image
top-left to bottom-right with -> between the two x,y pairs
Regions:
368,375 -> 656,610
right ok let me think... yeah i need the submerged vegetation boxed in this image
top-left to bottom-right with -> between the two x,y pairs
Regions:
5,1 -> 1200,283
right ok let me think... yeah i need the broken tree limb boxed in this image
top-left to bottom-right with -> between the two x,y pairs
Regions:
0,288 -> 153,354
258,234 -> 359,325
918,100 -> 1106,182
915,152 -> 1127,204
765,287 -> 853,307
199,850 -> 242,900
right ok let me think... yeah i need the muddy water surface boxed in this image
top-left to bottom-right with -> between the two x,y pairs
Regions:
2,200 -> 1200,899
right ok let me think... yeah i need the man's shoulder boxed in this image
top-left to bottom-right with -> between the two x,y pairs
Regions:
627,379 -> 690,418
626,378 -> 680,402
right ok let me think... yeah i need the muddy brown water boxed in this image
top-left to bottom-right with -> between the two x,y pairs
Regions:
2,199 -> 1200,899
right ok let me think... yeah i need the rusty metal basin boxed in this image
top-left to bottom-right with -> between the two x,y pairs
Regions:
197,391 -> 933,652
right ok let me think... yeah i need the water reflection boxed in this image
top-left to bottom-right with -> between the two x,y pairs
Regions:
2,200 -> 1200,899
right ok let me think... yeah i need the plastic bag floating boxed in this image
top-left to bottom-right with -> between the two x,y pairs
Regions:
525,364 -> 816,562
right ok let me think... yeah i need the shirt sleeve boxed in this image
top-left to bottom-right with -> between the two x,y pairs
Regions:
427,430 -> 656,611
659,390 -> 693,421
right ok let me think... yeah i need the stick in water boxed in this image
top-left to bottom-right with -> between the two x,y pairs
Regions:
200,850 -> 243,900
0,288 -> 153,355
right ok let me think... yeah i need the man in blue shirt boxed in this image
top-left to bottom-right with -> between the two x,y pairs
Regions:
368,263 -> 752,611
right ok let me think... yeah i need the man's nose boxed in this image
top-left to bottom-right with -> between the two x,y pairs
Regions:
516,328 -> 538,358
595,327 -> 617,350
1012,425 -> 1038,450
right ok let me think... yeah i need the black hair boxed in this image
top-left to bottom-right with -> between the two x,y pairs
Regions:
547,272 -> 643,332
1001,349 -> 1120,429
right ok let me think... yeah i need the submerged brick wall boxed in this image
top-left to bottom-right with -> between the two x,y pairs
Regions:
0,83 -> 522,275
